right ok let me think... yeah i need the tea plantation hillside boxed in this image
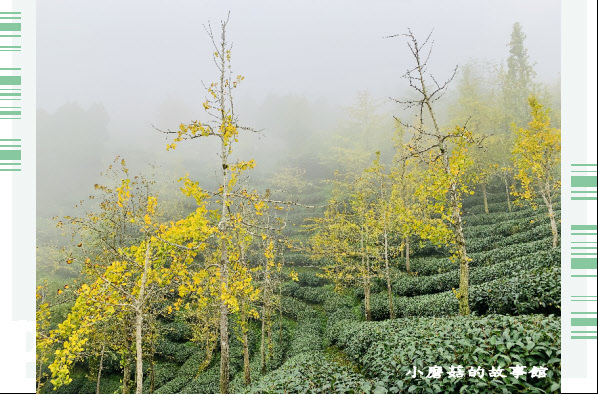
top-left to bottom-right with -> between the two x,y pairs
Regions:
41,193 -> 561,393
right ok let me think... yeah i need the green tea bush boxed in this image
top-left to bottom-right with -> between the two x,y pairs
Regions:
466,224 -> 554,253
464,211 -> 559,240
46,371 -> 123,394
246,352 -> 381,393
177,363 -> 220,394
297,271 -> 329,287
154,351 -> 208,394
464,198 -> 548,215
287,307 -> 324,358
161,319 -> 193,342
280,296 -> 307,319
463,203 -> 561,227
365,292 -> 405,321
393,248 -> 560,297
322,292 -> 355,314
470,266 -> 561,316
364,266 -> 561,320
325,308 -> 361,344
155,338 -> 197,364
462,192 -> 508,208
142,362 -> 179,392
333,314 -> 560,393
351,278 -> 387,299
399,238 -> 554,276
281,282 -> 338,305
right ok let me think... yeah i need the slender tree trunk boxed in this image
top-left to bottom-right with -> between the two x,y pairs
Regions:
122,355 -> 130,394
360,231 -> 372,321
219,239 -> 230,394
267,318 -> 273,359
279,301 -> 283,344
451,188 -> 470,316
400,239 -> 404,259
364,275 -> 371,321
383,228 -> 395,319
134,308 -> 144,394
504,174 -> 512,212
217,20 -> 232,393
242,327 -> 251,385
482,183 -> 489,214
198,336 -> 216,374
405,236 -> 410,274
150,355 -> 155,394
134,244 -> 151,394
543,195 -> 559,248
96,345 -> 105,394
260,302 -> 267,375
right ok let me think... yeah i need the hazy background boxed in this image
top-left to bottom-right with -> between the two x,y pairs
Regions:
36,0 -> 561,218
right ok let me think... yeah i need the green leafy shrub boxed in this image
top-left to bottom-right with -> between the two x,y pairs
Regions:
280,296 -> 308,319
397,238 -> 554,277
281,282 -> 335,304
461,192 -> 509,209
162,319 -> 193,342
333,314 -> 561,393
143,362 -> 179,392
464,211 -> 560,240
351,278 -> 387,299
322,292 -> 355,314
470,266 -> 561,316
464,197 -> 555,215
155,338 -> 197,364
287,308 -> 324,358
154,351 -> 208,394
297,271 -> 329,287
325,308 -> 361,343
246,353 -> 382,393
466,224 -> 555,253
393,248 -> 560,297
364,266 -> 561,320
463,203 -> 561,227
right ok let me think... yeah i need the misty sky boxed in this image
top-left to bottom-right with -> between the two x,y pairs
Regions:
38,0 -> 560,130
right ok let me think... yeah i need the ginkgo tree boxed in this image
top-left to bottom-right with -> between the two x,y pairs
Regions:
391,30 -> 484,316
365,153 -> 396,318
511,95 -> 561,247
159,14 -> 287,394
309,166 -> 380,321
48,165 -> 216,394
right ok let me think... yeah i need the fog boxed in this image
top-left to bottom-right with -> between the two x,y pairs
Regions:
36,0 -> 560,217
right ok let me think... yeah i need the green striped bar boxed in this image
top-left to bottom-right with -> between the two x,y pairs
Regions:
572,176 -> 598,187
0,76 -> 20,85
571,258 -> 597,269
0,23 -> 20,31
0,111 -> 20,115
0,150 -> 20,160
572,225 -> 598,230
572,336 -> 597,339
572,318 -> 598,326
571,170 -> 598,199
572,164 -> 598,166
0,93 -> 21,96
